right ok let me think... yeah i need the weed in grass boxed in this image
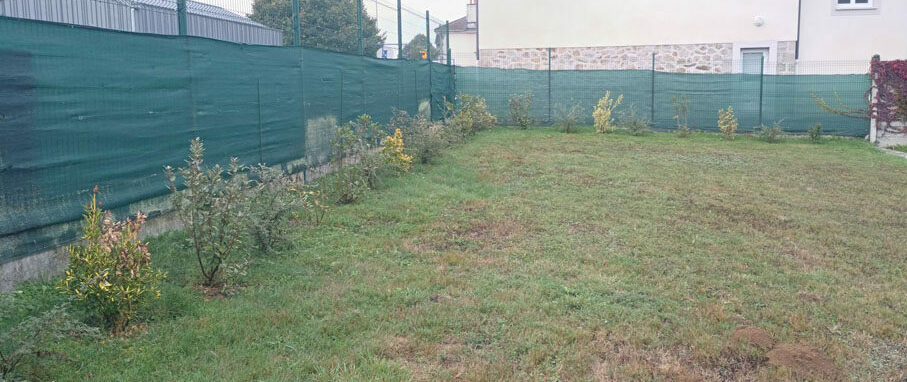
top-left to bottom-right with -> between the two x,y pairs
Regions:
671,94 -> 692,137
0,304 -> 99,380
808,123 -> 823,143
555,103 -> 583,133
755,121 -> 784,143
617,107 -> 652,136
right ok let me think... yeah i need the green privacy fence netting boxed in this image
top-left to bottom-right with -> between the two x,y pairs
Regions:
455,66 -> 871,137
0,16 -> 453,263
0,16 -> 874,264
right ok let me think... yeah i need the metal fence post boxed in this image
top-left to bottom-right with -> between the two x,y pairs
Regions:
291,0 -> 300,46
339,70 -> 344,120
650,53 -> 656,124
426,11 -> 433,119
257,79 -> 264,164
547,47 -> 552,124
357,0 -> 363,56
445,20 -> 451,67
396,0 -> 403,60
177,0 -> 187,36
758,57 -> 765,126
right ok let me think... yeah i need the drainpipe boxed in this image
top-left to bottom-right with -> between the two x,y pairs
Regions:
795,0 -> 802,59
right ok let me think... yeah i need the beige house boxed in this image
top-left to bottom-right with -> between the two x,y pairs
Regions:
437,0 -> 479,66
466,0 -> 906,73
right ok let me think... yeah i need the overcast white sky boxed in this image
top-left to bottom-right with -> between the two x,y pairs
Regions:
390,0 -> 466,22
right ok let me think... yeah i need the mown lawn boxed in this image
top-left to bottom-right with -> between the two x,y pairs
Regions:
4,127 -> 907,381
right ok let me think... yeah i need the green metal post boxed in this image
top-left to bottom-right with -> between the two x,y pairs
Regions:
357,0 -> 363,56
177,0 -> 187,35
547,47 -> 552,124
396,0 -> 403,60
445,20 -> 451,66
339,70 -> 344,120
758,57 -> 765,126
426,11 -> 432,119
291,0 -> 300,46
257,79 -> 263,164
650,53 -> 656,124
446,20 -> 453,105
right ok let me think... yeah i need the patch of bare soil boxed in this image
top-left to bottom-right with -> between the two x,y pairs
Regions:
590,331 -> 720,381
731,326 -> 776,351
379,335 -> 471,381
766,343 -> 843,381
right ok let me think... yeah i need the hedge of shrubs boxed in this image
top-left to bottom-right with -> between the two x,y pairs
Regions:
0,93 -> 497,379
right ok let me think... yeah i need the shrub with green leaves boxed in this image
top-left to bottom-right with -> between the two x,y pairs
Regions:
617,107 -> 652,136
1,304 -> 99,380
393,109 -> 447,164
808,123 -> 822,143
449,94 -> 497,135
555,103 -> 583,133
58,188 -> 165,332
349,114 -> 387,189
672,94 -> 692,137
246,165 -> 305,253
165,138 -> 250,287
755,121 -> 784,143
326,123 -> 369,204
508,91 -> 534,128
718,106 -> 738,140
593,91 -> 623,133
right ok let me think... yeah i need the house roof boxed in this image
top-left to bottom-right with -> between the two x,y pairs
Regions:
435,15 -> 474,34
134,0 -> 269,27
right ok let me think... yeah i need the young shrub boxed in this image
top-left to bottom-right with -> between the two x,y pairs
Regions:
1,304 -> 100,379
299,186 -> 329,226
382,128 -> 413,173
618,107 -> 652,136
349,114 -> 387,189
58,188 -> 165,332
450,94 -> 497,135
672,94 -> 692,137
392,109 -> 441,164
593,91 -> 624,133
755,121 -> 784,143
165,138 -> 250,287
555,103 -> 584,133
246,165 -> 304,253
327,124 -> 368,204
718,106 -> 738,140
508,91 -> 534,128
808,123 -> 823,143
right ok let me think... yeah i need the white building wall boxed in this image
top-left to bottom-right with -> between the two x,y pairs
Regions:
449,31 -> 477,66
798,0 -> 907,62
479,0 -> 799,49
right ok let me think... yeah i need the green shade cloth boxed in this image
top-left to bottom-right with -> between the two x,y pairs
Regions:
0,16 -> 452,263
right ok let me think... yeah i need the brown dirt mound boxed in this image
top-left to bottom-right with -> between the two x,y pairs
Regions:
766,343 -> 843,381
731,326 -> 776,351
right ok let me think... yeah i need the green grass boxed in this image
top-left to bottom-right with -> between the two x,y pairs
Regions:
887,144 -> 907,154
3,127 -> 906,381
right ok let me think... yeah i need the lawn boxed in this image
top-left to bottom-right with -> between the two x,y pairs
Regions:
4,127 -> 907,381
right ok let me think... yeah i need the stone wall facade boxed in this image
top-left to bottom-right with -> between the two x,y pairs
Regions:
478,41 -> 798,74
